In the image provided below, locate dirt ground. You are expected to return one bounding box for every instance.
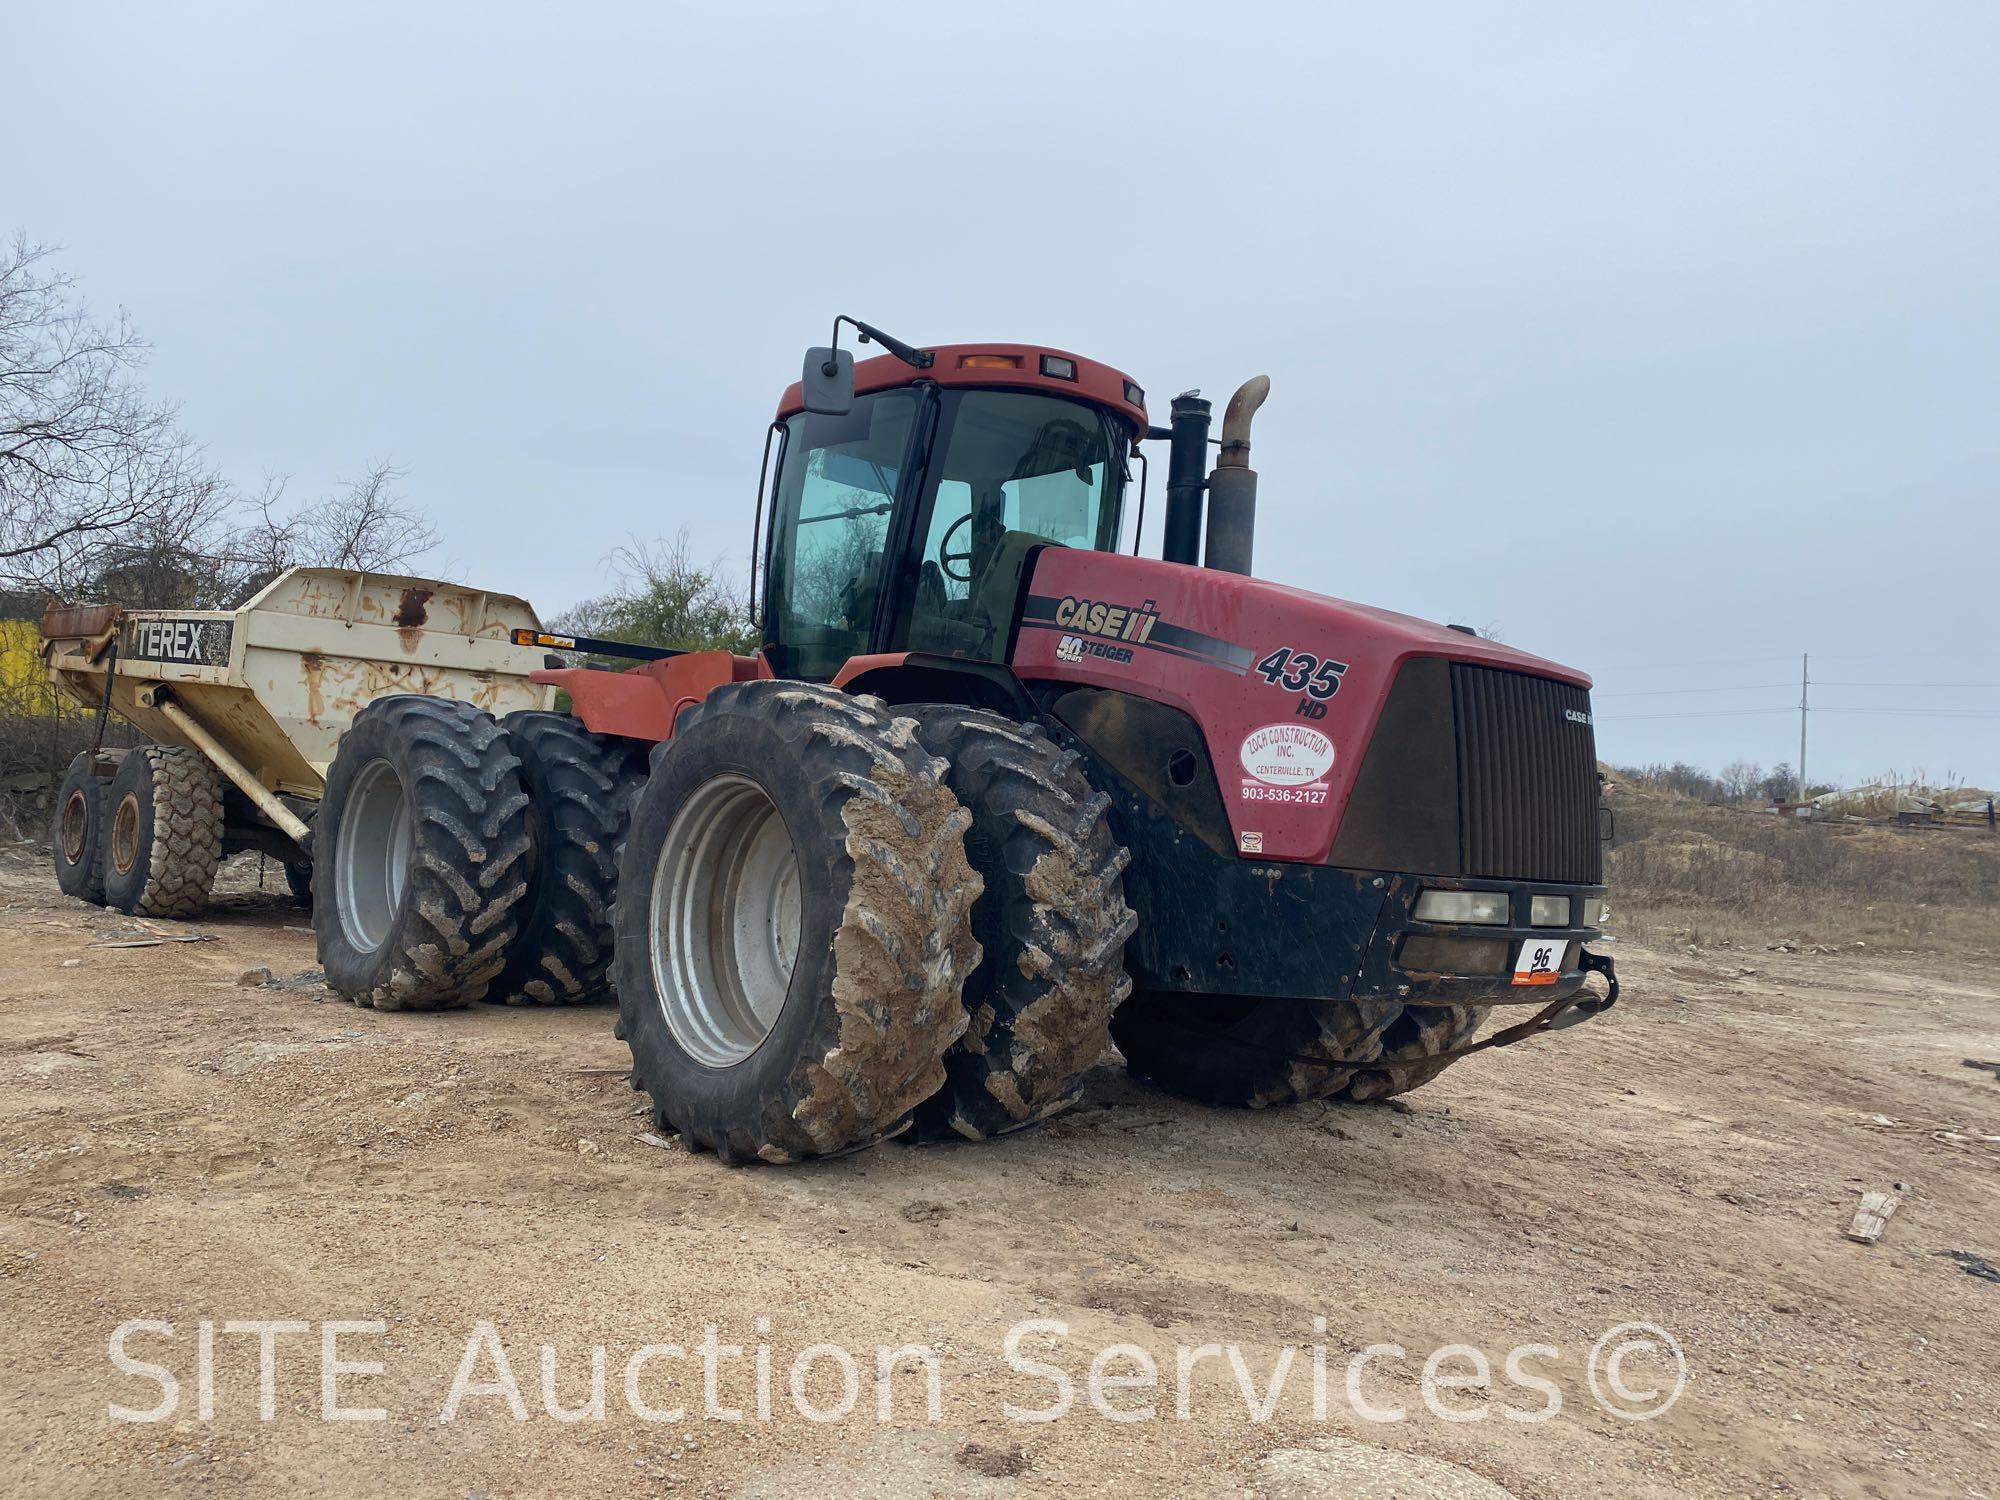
[1,847,1995,1499]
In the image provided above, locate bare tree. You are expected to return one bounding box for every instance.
[1719,760,1764,803]
[1,238,440,609]
[0,235,224,597]
[290,463,439,572]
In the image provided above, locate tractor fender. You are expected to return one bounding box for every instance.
[832,652,1040,721]
[534,650,769,743]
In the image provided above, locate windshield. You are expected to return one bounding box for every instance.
[760,384,1130,676]
[901,389,1127,659]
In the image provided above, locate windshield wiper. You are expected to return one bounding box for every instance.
[798,499,893,526]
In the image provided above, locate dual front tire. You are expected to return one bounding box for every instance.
[613,683,985,1163]
[611,688,1142,1163]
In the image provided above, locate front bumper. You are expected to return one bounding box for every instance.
[1055,710,1610,1008]
[1359,876,1609,1006]
[1119,851,1609,1007]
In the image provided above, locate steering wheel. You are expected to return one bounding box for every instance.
[938,512,976,582]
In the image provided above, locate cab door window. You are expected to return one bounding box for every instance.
[762,391,918,678]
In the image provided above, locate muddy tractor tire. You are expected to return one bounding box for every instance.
[314,695,533,1011]
[52,753,109,905]
[1339,1004,1492,1102]
[1111,992,1395,1108]
[613,682,982,1164]
[907,706,1135,1141]
[489,711,649,1006]
[101,746,224,918]
[1111,992,1493,1107]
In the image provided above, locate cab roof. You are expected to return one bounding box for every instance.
[776,344,1149,441]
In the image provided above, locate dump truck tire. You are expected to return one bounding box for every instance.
[613,682,981,1164]
[1109,992,1402,1108]
[101,746,223,918]
[53,753,108,905]
[1337,1004,1492,1102]
[489,711,648,1006]
[284,859,313,908]
[906,706,1135,1141]
[315,696,532,1011]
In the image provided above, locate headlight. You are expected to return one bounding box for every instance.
[1530,895,1571,927]
[1414,889,1510,925]
[1581,897,1606,928]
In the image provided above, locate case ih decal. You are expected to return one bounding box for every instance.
[1048,594,1160,644]
[120,617,233,667]
[1021,594,1255,675]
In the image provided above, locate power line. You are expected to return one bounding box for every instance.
[1597,682,1793,698]
[1598,708,1795,722]
[1816,706,2000,718]
[1815,680,2000,690]
[1602,704,2000,722]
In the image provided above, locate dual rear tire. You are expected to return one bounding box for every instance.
[486,711,648,1006]
[314,696,534,1010]
[314,701,646,1010]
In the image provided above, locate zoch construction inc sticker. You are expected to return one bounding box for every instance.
[1238,723,1336,787]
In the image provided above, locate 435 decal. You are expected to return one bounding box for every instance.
[1253,646,1348,700]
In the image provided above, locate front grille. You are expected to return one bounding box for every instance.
[1452,664,1601,883]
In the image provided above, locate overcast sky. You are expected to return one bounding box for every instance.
[7,2,1995,788]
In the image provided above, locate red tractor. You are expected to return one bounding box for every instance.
[312,319,1617,1163]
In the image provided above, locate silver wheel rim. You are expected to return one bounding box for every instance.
[335,757,412,953]
[651,774,802,1067]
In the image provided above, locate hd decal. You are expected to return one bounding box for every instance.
[1020,595,1256,675]
[1238,722,1336,805]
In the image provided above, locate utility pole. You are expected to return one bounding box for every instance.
[1797,652,1809,806]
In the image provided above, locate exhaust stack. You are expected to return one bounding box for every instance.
[1203,375,1269,575]
[1160,391,1212,567]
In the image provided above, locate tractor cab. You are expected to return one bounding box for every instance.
[763,337,1149,679]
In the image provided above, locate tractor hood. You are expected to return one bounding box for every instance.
[1011,548,1594,864]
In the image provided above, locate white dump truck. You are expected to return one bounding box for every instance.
[39,566,555,922]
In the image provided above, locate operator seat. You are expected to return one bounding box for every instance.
[969,529,1059,648]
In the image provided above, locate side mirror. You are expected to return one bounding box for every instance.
[801,347,854,415]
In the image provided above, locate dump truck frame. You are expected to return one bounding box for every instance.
[39,567,554,914]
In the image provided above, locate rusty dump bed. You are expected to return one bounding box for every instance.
[39,568,555,798]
